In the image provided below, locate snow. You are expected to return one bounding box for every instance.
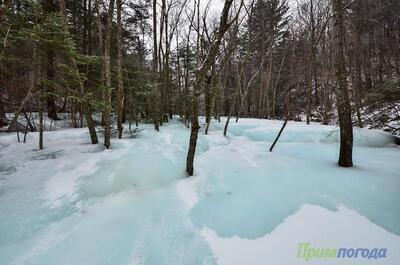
[362,103,400,136]
[201,204,400,265]
[0,118,399,265]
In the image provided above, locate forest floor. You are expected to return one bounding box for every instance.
[0,118,399,265]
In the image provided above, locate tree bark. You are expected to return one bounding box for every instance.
[332,0,353,167]
[310,0,319,106]
[353,13,363,128]
[0,90,7,127]
[186,0,236,176]
[103,0,115,148]
[305,64,312,124]
[116,0,124,139]
[269,119,288,152]
[0,25,7,126]
[39,91,43,150]
[152,0,160,131]
[205,73,212,125]
[95,0,105,127]
[41,0,58,121]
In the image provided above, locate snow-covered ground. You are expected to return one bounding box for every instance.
[0,118,399,265]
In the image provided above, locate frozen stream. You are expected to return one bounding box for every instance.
[0,118,399,265]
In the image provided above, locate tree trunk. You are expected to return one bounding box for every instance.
[264,52,273,118]
[310,0,319,106]
[186,105,200,176]
[152,0,160,131]
[116,0,124,139]
[305,65,312,124]
[86,108,98,142]
[164,6,173,119]
[186,0,235,176]
[258,43,265,118]
[46,49,58,120]
[0,26,7,126]
[205,67,217,135]
[103,0,115,148]
[0,90,7,127]
[353,27,363,128]
[95,0,105,127]
[269,119,288,152]
[39,92,43,150]
[58,0,98,144]
[224,90,238,136]
[332,0,353,167]
[38,47,43,150]
[258,67,264,118]
[224,64,241,136]
[205,74,212,124]
[272,56,285,118]
[41,0,58,121]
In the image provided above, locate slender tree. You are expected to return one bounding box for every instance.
[116,0,124,138]
[186,0,239,176]
[152,0,160,131]
[103,0,115,148]
[332,0,353,167]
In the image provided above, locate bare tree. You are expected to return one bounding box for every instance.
[104,0,115,148]
[332,0,353,167]
[152,0,160,131]
[116,0,124,138]
[186,0,242,176]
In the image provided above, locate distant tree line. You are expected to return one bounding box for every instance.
[0,0,399,171]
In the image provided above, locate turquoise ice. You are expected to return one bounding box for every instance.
[0,118,399,264]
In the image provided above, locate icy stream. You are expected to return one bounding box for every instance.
[0,118,399,265]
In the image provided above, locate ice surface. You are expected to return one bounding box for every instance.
[0,118,399,265]
[189,133,400,239]
[214,118,399,147]
[201,204,400,265]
